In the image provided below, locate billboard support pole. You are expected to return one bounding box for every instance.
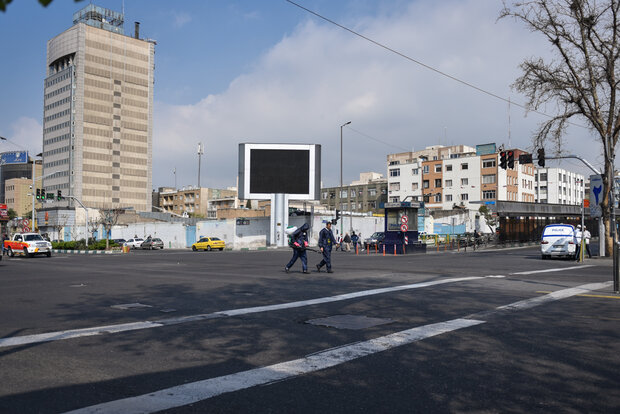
[271,193,289,247]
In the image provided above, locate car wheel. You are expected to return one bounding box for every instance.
[219,248,224,251]
[8,248,14,257]
[192,246,197,251]
[207,246,212,251]
[26,251,33,258]
[47,251,52,257]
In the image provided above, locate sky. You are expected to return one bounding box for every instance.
[0,0,609,192]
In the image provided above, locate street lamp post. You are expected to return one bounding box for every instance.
[339,121,351,237]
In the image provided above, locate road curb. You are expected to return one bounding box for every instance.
[52,249,121,255]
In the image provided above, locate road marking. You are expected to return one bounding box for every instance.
[64,280,610,414]
[63,319,485,414]
[510,265,594,275]
[537,290,620,300]
[495,282,611,311]
[0,276,483,348]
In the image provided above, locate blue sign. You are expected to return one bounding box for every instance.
[484,201,496,205]
[476,143,496,156]
[0,151,29,165]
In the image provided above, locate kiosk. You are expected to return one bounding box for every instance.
[382,201,426,254]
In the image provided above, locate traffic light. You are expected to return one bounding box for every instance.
[41,189,46,200]
[57,190,62,200]
[507,151,515,169]
[499,151,507,170]
[36,189,41,199]
[537,148,545,167]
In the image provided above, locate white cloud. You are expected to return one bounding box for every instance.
[2,117,42,156]
[173,12,191,29]
[153,0,605,190]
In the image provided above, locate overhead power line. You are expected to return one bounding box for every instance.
[285,0,585,128]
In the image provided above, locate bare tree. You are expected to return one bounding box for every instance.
[500,0,620,255]
[99,209,122,250]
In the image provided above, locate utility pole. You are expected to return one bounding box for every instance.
[197,143,204,188]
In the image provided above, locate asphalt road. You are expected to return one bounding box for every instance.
[0,246,618,413]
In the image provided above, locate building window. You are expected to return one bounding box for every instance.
[461,163,468,170]
[482,190,496,199]
[446,194,453,202]
[445,179,453,187]
[389,168,400,177]
[389,196,400,203]
[368,188,377,196]
[412,183,419,190]
[322,192,328,200]
[461,178,468,185]
[482,174,496,184]
[389,161,400,165]
[461,193,469,201]
[389,182,400,191]
[435,178,442,188]
[423,180,429,189]
[445,164,453,172]
[423,165,429,174]
[340,190,348,198]
[435,164,442,173]
[434,194,442,202]
[450,154,459,159]
[482,159,496,168]
[412,168,419,175]
[539,173,547,181]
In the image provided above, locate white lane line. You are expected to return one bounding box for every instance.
[0,276,483,348]
[0,322,163,348]
[63,318,485,414]
[64,279,611,414]
[496,281,612,311]
[510,265,594,275]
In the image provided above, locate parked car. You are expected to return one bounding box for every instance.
[111,238,126,246]
[141,237,164,250]
[124,238,144,249]
[541,224,576,259]
[364,232,385,249]
[192,237,225,251]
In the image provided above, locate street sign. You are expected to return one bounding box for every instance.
[400,223,408,232]
[589,174,603,218]
[400,215,408,224]
[404,235,409,244]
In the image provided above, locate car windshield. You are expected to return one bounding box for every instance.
[211,237,221,241]
[370,232,382,238]
[25,234,44,241]
[153,238,162,242]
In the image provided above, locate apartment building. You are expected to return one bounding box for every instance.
[160,187,237,218]
[43,4,155,211]
[4,178,43,217]
[387,144,536,210]
[535,167,585,205]
[320,172,387,214]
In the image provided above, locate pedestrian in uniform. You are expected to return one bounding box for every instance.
[316,221,336,273]
[285,223,309,273]
[583,226,592,258]
[574,224,583,260]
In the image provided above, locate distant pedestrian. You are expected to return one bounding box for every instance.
[285,223,309,273]
[583,226,592,258]
[343,233,351,251]
[351,232,359,251]
[316,221,336,273]
[574,225,583,260]
[1,233,7,255]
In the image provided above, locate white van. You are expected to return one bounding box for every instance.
[541,224,576,259]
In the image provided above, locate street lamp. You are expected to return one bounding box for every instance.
[339,121,351,237]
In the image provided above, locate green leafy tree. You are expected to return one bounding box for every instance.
[501,0,620,255]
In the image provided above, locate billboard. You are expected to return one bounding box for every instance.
[0,151,29,165]
[238,143,321,200]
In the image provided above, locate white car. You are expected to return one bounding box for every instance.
[541,224,576,259]
[124,238,145,249]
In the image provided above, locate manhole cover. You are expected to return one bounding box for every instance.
[110,303,153,310]
[306,314,393,330]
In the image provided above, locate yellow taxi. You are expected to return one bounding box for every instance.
[192,237,226,251]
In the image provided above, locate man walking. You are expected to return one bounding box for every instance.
[583,226,592,258]
[574,224,583,261]
[316,221,336,273]
[285,223,310,274]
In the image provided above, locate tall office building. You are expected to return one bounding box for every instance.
[43,4,155,211]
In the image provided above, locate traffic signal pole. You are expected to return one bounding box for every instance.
[63,195,89,248]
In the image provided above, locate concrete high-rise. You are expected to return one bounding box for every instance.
[43,4,155,211]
